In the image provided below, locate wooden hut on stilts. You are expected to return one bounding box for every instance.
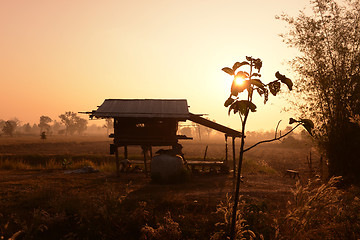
[85,99,241,177]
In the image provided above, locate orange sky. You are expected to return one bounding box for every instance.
[0,0,310,131]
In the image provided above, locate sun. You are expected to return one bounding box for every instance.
[234,76,245,86]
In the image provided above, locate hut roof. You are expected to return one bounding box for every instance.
[90,99,189,119]
[86,98,241,138]
[189,113,241,138]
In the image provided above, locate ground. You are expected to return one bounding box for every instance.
[0,136,314,239]
[0,169,297,210]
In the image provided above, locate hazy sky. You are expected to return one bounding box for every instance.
[1,0,310,131]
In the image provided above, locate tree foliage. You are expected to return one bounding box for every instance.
[279,0,360,182]
[38,116,52,134]
[59,111,88,136]
[103,118,114,136]
[1,120,18,137]
[222,57,293,120]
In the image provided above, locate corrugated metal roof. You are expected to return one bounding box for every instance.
[91,99,189,119]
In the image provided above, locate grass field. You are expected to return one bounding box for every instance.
[0,135,358,239]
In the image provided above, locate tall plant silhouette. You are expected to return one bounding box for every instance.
[222,56,313,240]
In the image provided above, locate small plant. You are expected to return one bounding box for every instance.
[62,158,72,169]
[140,212,182,240]
[211,194,255,240]
[222,56,313,239]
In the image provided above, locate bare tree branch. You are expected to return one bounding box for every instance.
[243,123,302,153]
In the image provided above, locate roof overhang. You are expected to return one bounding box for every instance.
[188,113,241,138]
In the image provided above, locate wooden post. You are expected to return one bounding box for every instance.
[232,137,236,178]
[115,146,120,177]
[202,145,208,172]
[149,146,153,173]
[203,145,208,161]
[124,145,128,159]
[225,135,228,165]
[142,146,148,176]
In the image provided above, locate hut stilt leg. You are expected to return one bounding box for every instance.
[124,145,128,159]
[142,146,148,176]
[225,135,228,165]
[149,146,153,173]
[232,137,236,178]
[115,147,120,177]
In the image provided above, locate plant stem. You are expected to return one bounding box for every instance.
[230,59,254,240]
[229,110,249,240]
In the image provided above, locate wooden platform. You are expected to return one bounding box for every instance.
[186,160,228,173]
[119,159,229,174]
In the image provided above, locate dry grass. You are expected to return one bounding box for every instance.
[1,170,359,239]
[1,136,358,239]
[0,157,116,174]
[276,176,360,239]
[242,158,278,175]
[0,159,32,170]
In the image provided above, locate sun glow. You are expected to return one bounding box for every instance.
[234,76,245,86]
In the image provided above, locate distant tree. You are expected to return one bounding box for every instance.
[31,123,40,134]
[103,118,114,136]
[76,118,88,135]
[195,117,214,139]
[193,123,201,140]
[59,111,88,135]
[279,0,360,183]
[178,122,195,137]
[2,120,18,137]
[22,123,32,134]
[281,134,297,145]
[38,115,52,134]
[0,120,5,135]
[281,126,295,141]
[179,126,193,137]
[203,118,214,139]
[51,120,62,135]
[58,129,66,135]
[300,129,313,143]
